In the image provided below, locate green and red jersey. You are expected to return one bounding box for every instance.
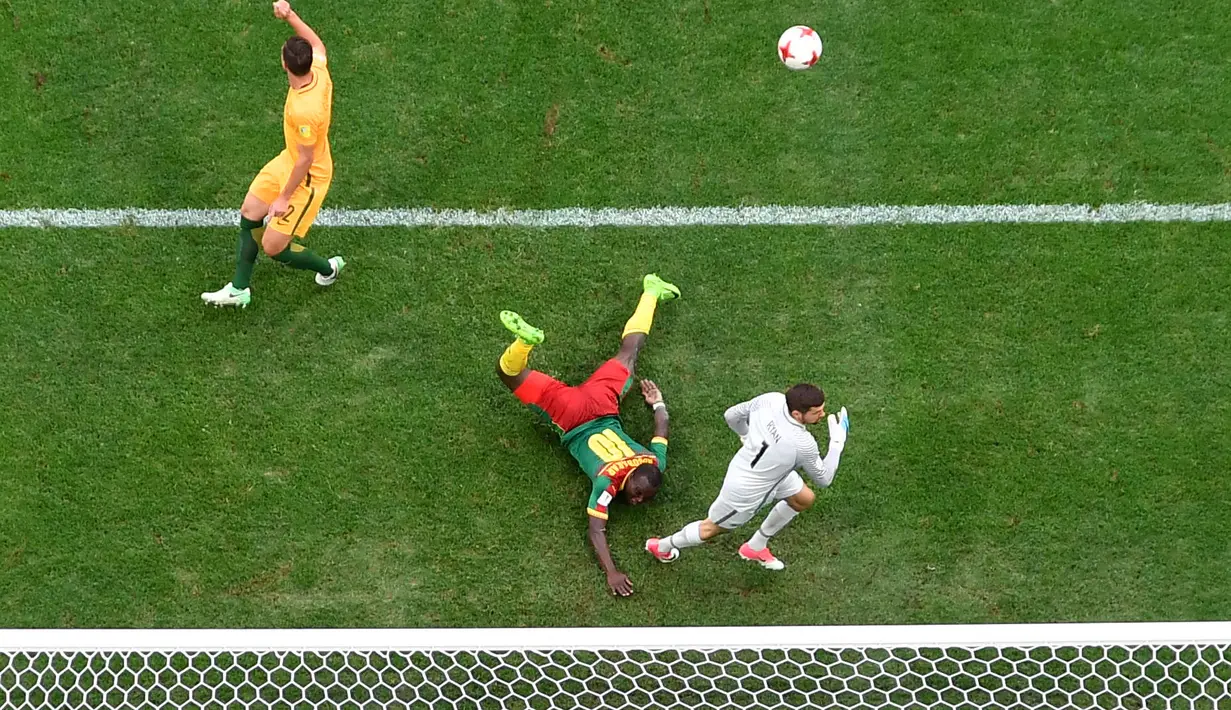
[559,415,668,520]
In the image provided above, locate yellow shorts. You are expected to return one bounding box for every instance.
[248,152,331,238]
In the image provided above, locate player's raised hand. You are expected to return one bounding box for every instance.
[827,406,849,446]
[272,1,292,20]
[607,571,634,597]
[640,380,663,406]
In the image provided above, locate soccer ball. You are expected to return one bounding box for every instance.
[778,25,823,71]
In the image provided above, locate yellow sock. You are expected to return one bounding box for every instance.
[622,291,659,338]
[500,338,535,376]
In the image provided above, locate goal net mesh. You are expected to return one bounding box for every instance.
[2,628,1229,709]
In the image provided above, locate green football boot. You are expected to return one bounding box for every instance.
[642,274,681,302]
[500,310,545,345]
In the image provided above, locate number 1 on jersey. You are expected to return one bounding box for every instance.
[750,441,770,467]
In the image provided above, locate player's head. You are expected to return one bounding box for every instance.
[282,36,313,77]
[624,463,662,505]
[786,383,826,425]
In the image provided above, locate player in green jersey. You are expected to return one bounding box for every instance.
[496,274,680,596]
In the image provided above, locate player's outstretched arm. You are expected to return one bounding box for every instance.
[799,443,835,488]
[799,407,850,488]
[273,1,326,57]
[588,517,633,596]
[640,380,669,440]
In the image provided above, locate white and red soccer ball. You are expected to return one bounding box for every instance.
[778,25,823,71]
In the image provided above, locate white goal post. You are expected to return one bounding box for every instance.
[2,622,1229,709]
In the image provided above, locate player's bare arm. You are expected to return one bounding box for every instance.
[274,1,326,57]
[269,143,315,219]
[641,380,669,439]
[578,382,666,598]
[588,516,634,597]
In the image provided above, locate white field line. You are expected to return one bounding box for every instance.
[1,203,1231,229]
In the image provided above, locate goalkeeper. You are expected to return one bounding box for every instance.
[496,274,680,597]
[646,385,849,571]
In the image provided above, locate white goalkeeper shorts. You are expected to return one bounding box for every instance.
[707,470,805,530]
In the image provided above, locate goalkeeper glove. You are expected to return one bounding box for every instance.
[827,406,849,447]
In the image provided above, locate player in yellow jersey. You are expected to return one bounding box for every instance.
[202,1,344,308]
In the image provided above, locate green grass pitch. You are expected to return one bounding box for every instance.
[2,0,1231,628]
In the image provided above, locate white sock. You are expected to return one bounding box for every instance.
[746,501,799,552]
[658,521,704,553]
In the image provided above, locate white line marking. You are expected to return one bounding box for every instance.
[2,203,1230,229]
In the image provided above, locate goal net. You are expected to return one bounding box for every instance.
[2,623,1229,709]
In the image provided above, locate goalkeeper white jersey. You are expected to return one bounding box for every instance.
[722,392,834,490]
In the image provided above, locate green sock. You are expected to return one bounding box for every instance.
[272,242,333,276]
[232,217,263,290]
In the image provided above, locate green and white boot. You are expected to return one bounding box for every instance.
[315,256,347,286]
[201,282,252,308]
